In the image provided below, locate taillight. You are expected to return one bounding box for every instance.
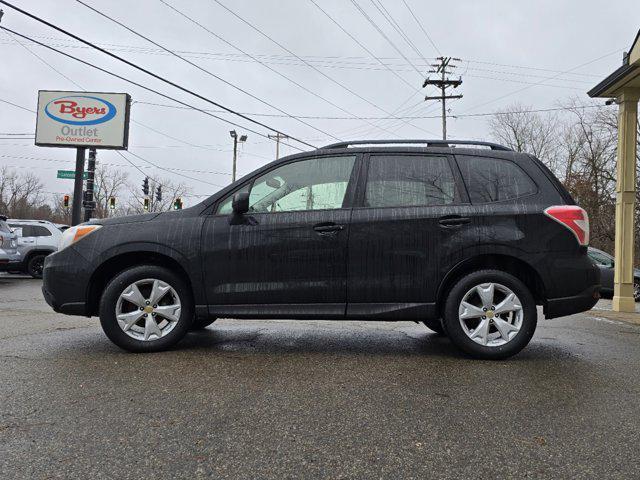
[544,205,589,246]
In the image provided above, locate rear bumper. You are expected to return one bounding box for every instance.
[544,284,600,319]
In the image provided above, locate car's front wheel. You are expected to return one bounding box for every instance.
[443,270,537,360]
[634,280,640,302]
[99,265,194,352]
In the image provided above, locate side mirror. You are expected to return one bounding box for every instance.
[232,191,250,214]
[12,227,23,237]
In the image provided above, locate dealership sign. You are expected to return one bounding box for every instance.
[35,91,131,149]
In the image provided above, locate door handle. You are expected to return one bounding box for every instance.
[438,216,471,228]
[313,223,344,234]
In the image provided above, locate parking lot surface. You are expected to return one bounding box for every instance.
[1,274,639,479]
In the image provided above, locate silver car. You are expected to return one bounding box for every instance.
[7,220,62,278]
[0,215,20,273]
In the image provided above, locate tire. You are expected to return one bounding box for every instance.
[634,280,640,302]
[443,269,537,360]
[421,318,446,335]
[190,318,216,330]
[27,254,46,279]
[99,265,194,352]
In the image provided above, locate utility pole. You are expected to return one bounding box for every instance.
[83,148,97,222]
[229,130,247,182]
[71,147,86,226]
[268,133,289,159]
[423,57,463,140]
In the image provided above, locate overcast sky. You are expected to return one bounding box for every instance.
[0,0,638,204]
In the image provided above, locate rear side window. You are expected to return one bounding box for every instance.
[457,156,537,203]
[365,155,457,208]
[32,226,52,237]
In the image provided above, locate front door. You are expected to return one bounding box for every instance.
[203,154,358,318]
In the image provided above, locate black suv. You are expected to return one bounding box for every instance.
[42,140,600,359]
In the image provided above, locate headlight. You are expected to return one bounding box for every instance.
[58,225,102,251]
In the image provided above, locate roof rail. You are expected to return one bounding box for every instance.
[320,139,513,151]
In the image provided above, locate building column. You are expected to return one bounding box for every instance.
[612,89,640,312]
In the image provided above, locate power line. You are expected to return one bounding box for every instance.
[0,25,307,153]
[308,0,417,93]
[0,1,315,150]
[0,97,35,113]
[159,0,389,141]
[400,0,440,56]
[0,33,609,80]
[120,150,226,188]
[1,36,608,84]
[459,48,623,114]
[210,0,438,138]
[2,25,279,163]
[368,0,428,64]
[349,0,422,76]
[74,0,340,143]
[2,28,84,89]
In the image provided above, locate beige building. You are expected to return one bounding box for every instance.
[588,29,640,312]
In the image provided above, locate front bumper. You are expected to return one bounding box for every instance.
[544,284,601,319]
[42,247,91,316]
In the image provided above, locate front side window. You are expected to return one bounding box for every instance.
[458,155,537,203]
[217,155,356,214]
[364,154,457,208]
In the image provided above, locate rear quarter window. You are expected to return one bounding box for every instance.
[456,155,537,203]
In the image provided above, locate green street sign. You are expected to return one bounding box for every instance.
[57,170,88,180]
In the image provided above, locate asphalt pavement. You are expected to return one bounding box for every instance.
[1,273,639,479]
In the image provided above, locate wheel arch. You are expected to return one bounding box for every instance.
[436,254,546,314]
[24,248,56,262]
[86,251,194,317]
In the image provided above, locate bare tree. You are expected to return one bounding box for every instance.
[488,103,560,173]
[0,167,47,219]
[93,165,129,218]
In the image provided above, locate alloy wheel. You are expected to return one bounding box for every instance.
[115,278,182,341]
[458,282,523,347]
[634,282,640,302]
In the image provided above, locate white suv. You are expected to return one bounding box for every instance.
[7,220,62,278]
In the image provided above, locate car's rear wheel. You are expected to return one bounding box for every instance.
[99,265,194,352]
[27,254,46,279]
[443,270,537,360]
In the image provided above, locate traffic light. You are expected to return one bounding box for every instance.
[63,194,70,208]
[109,196,116,209]
[156,185,162,202]
[173,198,183,210]
[143,198,150,211]
[142,177,149,196]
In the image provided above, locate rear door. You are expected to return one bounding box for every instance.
[346,152,477,317]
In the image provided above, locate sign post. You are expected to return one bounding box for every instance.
[35,90,131,225]
[71,148,86,226]
[83,148,97,222]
